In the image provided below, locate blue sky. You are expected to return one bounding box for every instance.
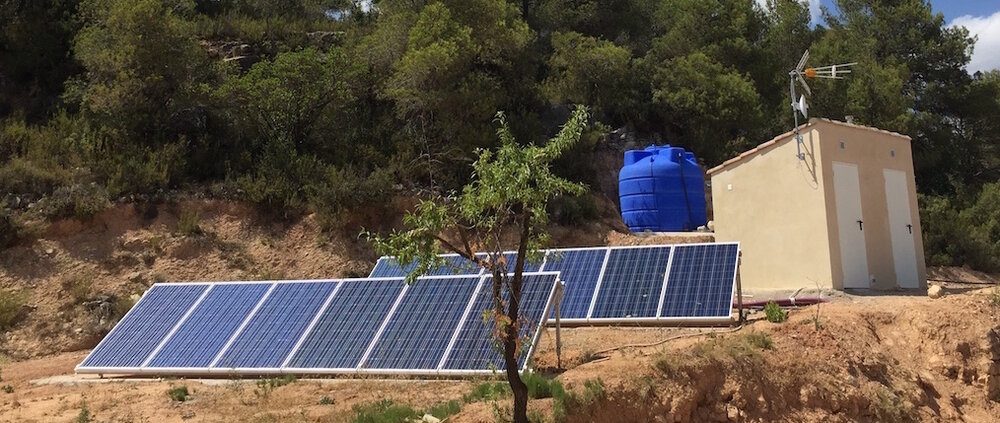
[818,0,1000,73]
[759,1,1000,73]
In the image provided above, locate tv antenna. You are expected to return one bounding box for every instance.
[789,50,856,159]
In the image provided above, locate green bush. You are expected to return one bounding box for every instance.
[0,210,22,249]
[319,395,334,405]
[33,184,109,220]
[2,384,12,394]
[0,157,70,196]
[239,140,322,217]
[549,194,599,226]
[64,276,94,304]
[764,301,787,323]
[350,399,418,423]
[309,165,394,230]
[76,403,91,423]
[920,188,1000,272]
[744,332,773,350]
[0,290,28,330]
[167,385,190,402]
[523,372,566,400]
[103,142,187,196]
[464,381,510,402]
[426,400,461,419]
[177,209,203,236]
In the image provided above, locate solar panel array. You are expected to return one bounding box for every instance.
[370,242,740,324]
[76,273,560,376]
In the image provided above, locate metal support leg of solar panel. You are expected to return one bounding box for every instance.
[77,272,561,378]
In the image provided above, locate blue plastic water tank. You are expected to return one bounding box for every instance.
[618,145,708,232]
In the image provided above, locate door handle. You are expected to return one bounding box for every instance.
[906,224,912,234]
[857,220,863,231]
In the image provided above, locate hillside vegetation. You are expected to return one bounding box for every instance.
[2,0,1000,270]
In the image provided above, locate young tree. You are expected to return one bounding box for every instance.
[367,106,589,423]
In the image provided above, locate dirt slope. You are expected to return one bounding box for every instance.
[1,201,999,422]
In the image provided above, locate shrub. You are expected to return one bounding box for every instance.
[254,374,296,399]
[426,400,461,419]
[167,385,190,402]
[33,183,109,220]
[0,157,70,196]
[0,210,22,249]
[64,276,94,304]
[319,395,334,405]
[1,384,12,394]
[111,295,135,322]
[920,190,1000,272]
[464,381,510,403]
[549,194,599,226]
[177,209,203,236]
[103,142,187,196]
[764,301,787,323]
[990,286,1000,307]
[239,140,322,217]
[76,403,91,423]
[523,372,565,400]
[350,399,418,423]
[744,332,773,350]
[555,378,605,420]
[309,165,394,231]
[0,290,28,330]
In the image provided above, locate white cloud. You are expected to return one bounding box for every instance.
[950,11,1000,73]
[755,0,822,26]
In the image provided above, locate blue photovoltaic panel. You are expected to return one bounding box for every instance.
[80,284,206,369]
[363,276,479,370]
[214,282,337,369]
[590,246,672,319]
[146,283,270,368]
[496,251,544,274]
[442,273,557,370]
[425,255,482,276]
[288,280,405,369]
[371,255,482,278]
[660,244,739,318]
[541,249,607,319]
[369,257,417,278]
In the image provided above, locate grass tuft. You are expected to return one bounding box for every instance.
[350,399,418,423]
[167,385,190,402]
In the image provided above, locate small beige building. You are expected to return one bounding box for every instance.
[708,118,926,291]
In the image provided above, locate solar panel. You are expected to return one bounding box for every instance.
[361,276,480,370]
[539,248,608,319]
[213,281,337,370]
[370,242,741,325]
[369,254,483,278]
[79,284,207,369]
[286,280,404,370]
[660,244,739,318]
[590,246,672,320]
[77,272,560,377]
[145,283,270,368]
[440,273,557,371]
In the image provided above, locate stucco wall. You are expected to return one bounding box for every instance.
[815,120,927,289]
[710,128,835,290]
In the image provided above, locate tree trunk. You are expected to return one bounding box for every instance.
[505,207,533,423]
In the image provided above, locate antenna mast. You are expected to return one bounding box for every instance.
[789,50,856,160]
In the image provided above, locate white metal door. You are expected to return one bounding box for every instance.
[833,162,870,289]
[884,169,919,288]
